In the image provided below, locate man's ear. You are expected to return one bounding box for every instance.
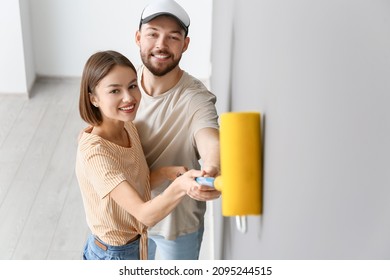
[182,36,190,53]
[135,30,141,47]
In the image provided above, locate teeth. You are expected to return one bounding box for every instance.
[119,105,134,110]
[154,54,169,59]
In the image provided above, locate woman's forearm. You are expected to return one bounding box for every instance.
[111,169,203,227]
[149,166,188,189]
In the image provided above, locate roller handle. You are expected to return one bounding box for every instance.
[195,177,215,187]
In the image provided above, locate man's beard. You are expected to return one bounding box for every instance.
[140,51,181,77]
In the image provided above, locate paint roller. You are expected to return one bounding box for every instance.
[196,112,262,233]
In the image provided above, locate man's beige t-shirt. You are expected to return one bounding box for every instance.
[135,66,219,240]
[75,122,150,259]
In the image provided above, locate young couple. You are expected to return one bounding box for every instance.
[76,0,220,260]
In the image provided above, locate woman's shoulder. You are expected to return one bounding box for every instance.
[78,130,109,156]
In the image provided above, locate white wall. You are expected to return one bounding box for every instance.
[0,0,212,95]
[211,0,390,259]
[20,0,36,93]
[28,0,212,80]
[0,0,31,95]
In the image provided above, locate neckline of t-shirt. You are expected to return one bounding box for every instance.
[140,68,187,99]
[83,125,133,150]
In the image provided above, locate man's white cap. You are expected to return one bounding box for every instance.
[140,0,190,36]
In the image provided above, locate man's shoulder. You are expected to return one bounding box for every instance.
[180,72,215,97]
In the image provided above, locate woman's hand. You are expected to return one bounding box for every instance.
[187,184,221,201]
[186,166,222,201]
[174,169,205,193]
[173,169,220,201]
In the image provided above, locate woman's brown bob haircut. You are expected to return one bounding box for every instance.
[79,50,137,126]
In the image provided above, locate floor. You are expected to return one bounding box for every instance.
[0,77,213,260]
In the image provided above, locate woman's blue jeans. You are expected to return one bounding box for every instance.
[83,234,140,260]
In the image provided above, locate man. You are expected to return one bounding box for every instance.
[134,0,221,260]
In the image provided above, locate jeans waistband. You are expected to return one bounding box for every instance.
[94,235,140,251]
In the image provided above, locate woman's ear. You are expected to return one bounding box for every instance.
[89,94,98,107]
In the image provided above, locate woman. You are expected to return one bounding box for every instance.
[76,50,203,260]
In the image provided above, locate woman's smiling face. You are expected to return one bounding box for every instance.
[90,65,141,124]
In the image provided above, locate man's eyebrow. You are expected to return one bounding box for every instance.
[145,26,182,34]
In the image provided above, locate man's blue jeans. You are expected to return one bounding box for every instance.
[148,227,204,260]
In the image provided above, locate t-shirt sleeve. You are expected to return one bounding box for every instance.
[188,91,219,145]
[83,145,126,199]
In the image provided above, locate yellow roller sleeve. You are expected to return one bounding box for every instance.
[216,112,262,216]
